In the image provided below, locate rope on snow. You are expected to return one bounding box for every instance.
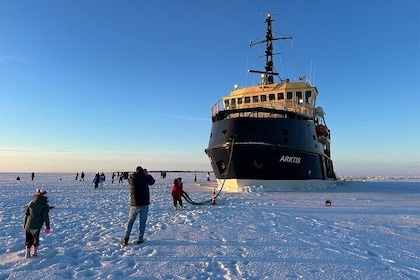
[184,136,235,206]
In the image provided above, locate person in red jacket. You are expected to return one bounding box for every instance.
[171,178,185,210]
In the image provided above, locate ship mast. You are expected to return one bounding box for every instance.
[249,13,292,84]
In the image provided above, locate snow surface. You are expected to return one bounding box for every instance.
[0,172,419,280]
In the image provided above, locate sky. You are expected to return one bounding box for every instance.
[0,174,419,279]
[0,0,419,176]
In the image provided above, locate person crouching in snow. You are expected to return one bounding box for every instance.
[23,188,51,258]
[172,178,186,210]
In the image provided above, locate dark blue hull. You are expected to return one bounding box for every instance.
[205,117,335,189]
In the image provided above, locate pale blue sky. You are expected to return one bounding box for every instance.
[1,0,419,175]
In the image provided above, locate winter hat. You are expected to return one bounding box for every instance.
[35,188,47,195]
[136,166,143,173]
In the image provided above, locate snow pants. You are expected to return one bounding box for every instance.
[25,229,41,248]
[173,196,183,208]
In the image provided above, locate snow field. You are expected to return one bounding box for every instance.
[0,173,419,279]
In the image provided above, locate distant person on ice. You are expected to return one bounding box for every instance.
[121,166,155,246]
[31,172,35,181]
[207,172,211,181]
[23,188,51,258]
[80,172,85,181]
[93,173,100,189]
[99,172,106,187]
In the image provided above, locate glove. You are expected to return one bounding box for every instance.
[45,228,51,234]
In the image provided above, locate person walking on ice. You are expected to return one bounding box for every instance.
[121,166,155,246]
[93,173,100,189]
[23,188,51,258]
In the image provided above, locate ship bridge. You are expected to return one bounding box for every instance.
[211,80,318,120]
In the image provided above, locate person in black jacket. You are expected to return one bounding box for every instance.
[93,173,100,189]
[121,166,155,246]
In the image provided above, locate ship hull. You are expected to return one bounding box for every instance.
[205,117,336,191]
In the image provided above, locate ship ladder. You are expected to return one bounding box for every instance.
[183,136,235,206]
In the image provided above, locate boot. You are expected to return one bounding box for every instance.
[33,245,38,257]
[136,235,144,244]
[120,237,129,246]
[24,247,31,258]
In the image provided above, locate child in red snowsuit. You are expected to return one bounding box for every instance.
[171,178,185,210]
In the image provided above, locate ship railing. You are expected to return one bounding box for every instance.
[210,100,224,117]
[210,99,313,118]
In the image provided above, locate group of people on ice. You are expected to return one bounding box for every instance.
[22,168,210,253]
[93,172,106,189]
[121,168,192,246]
[74,172,85,181]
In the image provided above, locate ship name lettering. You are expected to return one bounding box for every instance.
[279,155,301,164]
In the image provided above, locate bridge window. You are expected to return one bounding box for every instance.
[245,97,251,103]
[269,94,275,101]
[287,92,293,99]
[252,96,259,102]
[224,100,229,108]
[296,91,303,104]
[260,95,267,102]
[237,97,243,104]
[305,91,312,104]
[278,92,284,100]
[230,99,236,109]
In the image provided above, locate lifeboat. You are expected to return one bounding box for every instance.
[316,125,329,136]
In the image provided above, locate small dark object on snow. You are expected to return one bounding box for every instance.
[324,200,332,206]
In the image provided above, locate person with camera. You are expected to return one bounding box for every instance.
[121,166,155,246]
